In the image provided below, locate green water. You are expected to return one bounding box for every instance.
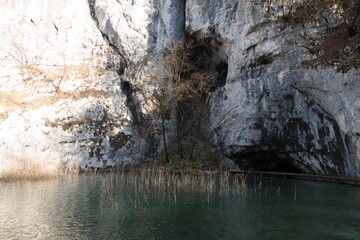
[0,173,360,240]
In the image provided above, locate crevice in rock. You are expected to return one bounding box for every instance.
[87,0,148,125]
[250,52,284,67]
[120,80,142,126]
[87,0,128,70]
[214,61,228,89]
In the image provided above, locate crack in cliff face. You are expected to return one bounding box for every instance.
[120,80,142,126]
[87,0,128,71]
[86,0,173,159]
[87,1,141,125]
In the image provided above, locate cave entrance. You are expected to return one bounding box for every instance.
[234,152,303,174]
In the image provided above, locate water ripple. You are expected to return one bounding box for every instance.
[0,174,360,239]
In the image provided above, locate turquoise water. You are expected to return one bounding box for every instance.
[0,173,360,240]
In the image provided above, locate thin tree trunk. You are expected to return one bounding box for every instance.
[175,102,183,158]
[189,105,201,161]
[161,114,170,163]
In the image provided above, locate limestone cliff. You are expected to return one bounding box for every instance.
[0,0,154,170]
[186,1,360,176]
[0,0,359,177]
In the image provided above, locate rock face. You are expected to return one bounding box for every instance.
[0,0,359,176]
[0,0,156,170]
[186,0,360,176]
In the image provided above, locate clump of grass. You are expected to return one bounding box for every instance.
[143,154,204,172]
[142,141,228,172]
[109,168,248,206]
[0,166,79,182]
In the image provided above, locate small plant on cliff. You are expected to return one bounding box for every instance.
[249,0,360,72]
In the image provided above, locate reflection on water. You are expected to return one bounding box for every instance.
[0,172,360,240]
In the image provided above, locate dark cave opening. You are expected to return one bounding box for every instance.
[189,33,228,92]
[234,152,303,174]
[214,61,228,89]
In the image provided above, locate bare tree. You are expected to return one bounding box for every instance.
[164,42,212,157]
[144,41,215,162]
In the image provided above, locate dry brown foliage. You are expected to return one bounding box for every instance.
[139,41,215,162]
[250,0,360,72]
[159,41,215,160]
[0,165,78,182]
[161,42,215,102]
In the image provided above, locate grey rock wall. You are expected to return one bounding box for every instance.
[186,0,360,176]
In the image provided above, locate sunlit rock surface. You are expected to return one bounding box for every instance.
[0,0,154,170]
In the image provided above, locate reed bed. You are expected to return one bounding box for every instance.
[90,168,249,206]
[0,166,79,182]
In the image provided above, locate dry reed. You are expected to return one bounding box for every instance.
[105,168,249,206]
[0,166,79,182]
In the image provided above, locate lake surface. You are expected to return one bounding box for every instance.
[1,172,360,240]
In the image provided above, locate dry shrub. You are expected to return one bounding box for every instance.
[250,0,360,72]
